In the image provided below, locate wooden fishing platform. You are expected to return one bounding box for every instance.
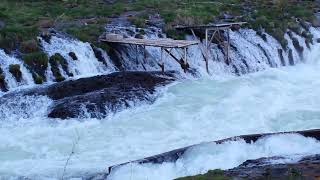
[101,22,246,73]
[101,37,198,48]
[176,22,247,73]
[101,34,198,72]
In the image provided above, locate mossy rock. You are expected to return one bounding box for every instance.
[292,37,304,53]
[22,51,48,79]
[0,74,7,92]
[9,64,22,82]
[49,54,67,82]
[20,39,39,53]
[32,73,44,84]
[55,75,66,82]
[269,28,288,49]
[49,53,72,78]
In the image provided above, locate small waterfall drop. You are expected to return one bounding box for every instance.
[40,35,115,78]
[0,50,34,90]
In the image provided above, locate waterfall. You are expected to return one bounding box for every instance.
[0,50,34,90]
[0,27,319,93]
[40,35,115,78]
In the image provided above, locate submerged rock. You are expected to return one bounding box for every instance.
[23,71,175,119]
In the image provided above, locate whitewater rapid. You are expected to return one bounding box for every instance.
[2,55,320,179]
[0,27,320,179]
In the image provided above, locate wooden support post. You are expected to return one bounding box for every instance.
[143,45,146,62]
[226,29,230,65]
[183,47,188,73]
[135,45,138,64]
[142,45,147,71]
[159,47,164,73]
[191,29,207,62]
[205,29,209,73]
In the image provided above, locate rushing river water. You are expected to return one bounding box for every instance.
[1,30,320,179]
[2,58,320,179]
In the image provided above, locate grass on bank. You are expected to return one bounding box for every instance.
[0,0,319,52]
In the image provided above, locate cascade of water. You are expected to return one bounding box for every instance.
[0,27,319,93]
[40,36,115,78]
[0,50,34,90]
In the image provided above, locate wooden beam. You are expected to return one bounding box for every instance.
[159,47,165,73]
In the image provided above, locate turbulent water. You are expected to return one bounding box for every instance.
[1,48,320,179]
[1,27,320,179]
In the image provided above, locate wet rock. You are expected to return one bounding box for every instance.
[23,71,175,119]
[134,33,144,39]
[68,52,78,60]
[288,49,295,66]
[223,154,320,179]
[90,44,108,66]
[0,68,7,92]
[292,37,304,54]
[40,31,52,43]
[9,64,22,82]
[278,49,286,66]
[49,53,73,81]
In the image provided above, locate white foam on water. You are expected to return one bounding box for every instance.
[2,57,320,179]
[0,28,320,179]
[108,134,320,180]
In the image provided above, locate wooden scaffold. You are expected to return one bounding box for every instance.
[176,22,247,73]
[101,34,198,73]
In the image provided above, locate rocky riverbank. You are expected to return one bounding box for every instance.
[177,154,320,180]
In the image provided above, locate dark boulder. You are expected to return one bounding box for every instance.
[288,49,295,66]
[90,44,108,66]
[25,71,175,119]
[176,154,320,180]
[9,64,22,82]
[68,52,78,60]
[223,154,320,179]
[0,72,7,92]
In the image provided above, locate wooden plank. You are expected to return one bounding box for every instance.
[101,38,198,48]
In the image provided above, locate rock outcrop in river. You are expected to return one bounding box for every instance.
[0,71,175,119]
